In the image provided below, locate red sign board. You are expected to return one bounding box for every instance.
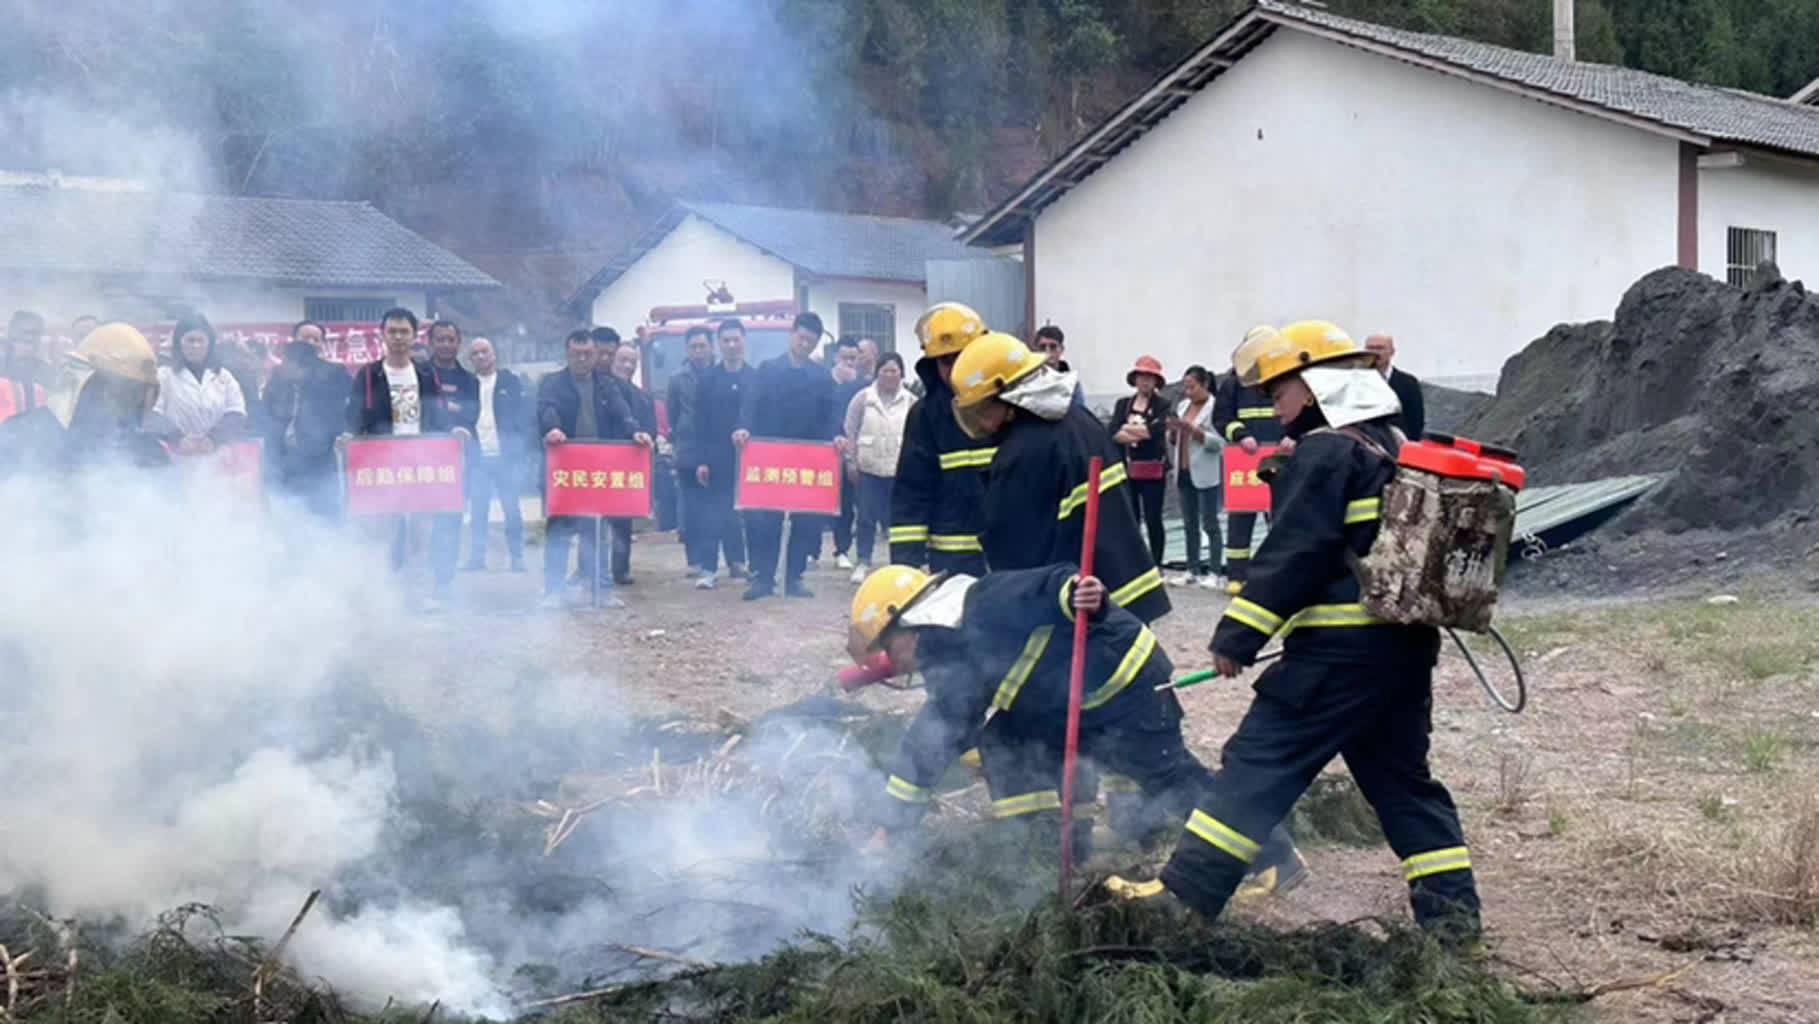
[545,442,653,517]
[176,440,264,500]
[343,436,465,514]
[735,439,842,514]
[1222,445,1279,513]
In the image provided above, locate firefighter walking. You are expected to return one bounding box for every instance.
[1157,321,1482,944]
[849,563,1299,885]
[889,302,995,576]
[1212,326,1289,594]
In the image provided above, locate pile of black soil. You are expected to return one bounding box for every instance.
[1464,264,1819,532]
[1421,383,1490,437]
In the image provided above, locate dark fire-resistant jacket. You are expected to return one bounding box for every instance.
[1213,374,1285,447]
[983,403,1169,624]
[878,564,1172,828]
[1211,417,1441,671]
[889,356,994,567]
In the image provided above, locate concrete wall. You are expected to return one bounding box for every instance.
[588,215,796,333]
[803,277,929,354]
[1030,29,1683,393]
[1698,154,1819,286]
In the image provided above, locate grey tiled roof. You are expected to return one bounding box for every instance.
[678,201,977,282]
[0,187,498,288]
[1262,0,1819,156]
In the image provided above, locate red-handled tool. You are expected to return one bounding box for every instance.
[837,653,897,692]
[1059,456,1103,900]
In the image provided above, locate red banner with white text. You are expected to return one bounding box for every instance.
[1221,444,1278,513]
[545,442,653,517]
[343,436,465,515]
[735,439,843,514]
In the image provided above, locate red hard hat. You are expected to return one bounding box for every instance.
[1126,355,1165,386]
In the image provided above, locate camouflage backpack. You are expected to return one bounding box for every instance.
[1331,428,1522,632]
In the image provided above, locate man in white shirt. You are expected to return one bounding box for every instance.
[462,337,528,572]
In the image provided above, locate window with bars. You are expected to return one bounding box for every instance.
[838,303,896,351]
[304,297,396,323]
[1726,228,1777,288]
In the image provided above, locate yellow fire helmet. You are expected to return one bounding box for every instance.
[914,302,987,357]
[75,322,160,385]
[949,331,1046,409]
[1242,319,1370,388]
[1231,324,1278,387]
[848,565,938,662]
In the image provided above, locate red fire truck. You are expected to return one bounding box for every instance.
[637,287,797,414]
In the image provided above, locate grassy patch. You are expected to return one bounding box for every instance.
[1742,730,1789,773]
[1500,599,1819,685]
[1288,775,1386,847]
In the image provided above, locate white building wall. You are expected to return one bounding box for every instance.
[1032,30,1682,394]
[1698,155,1819,285]
[0,278,427,334]
[803,277,929,354]
[588,215,797,333]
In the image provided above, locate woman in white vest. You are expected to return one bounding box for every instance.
[1168,364,1225,588]
[841,351,914,582]
[153,313,248,455]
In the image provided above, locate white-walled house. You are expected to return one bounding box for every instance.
[963,0,1819,394]
[0,174,497,353]
[570,201,980,354]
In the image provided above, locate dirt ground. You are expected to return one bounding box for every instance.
[413,526,1819,1022]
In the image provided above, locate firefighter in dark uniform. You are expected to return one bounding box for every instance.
[1158,321,1481,944]
[849,563,1300,887]
[889,303,994,576]
[0,322,171,476]
[1212,325,1290,595]
[949,332,1169,624]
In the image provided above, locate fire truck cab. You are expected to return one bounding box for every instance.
[637,290,797,411]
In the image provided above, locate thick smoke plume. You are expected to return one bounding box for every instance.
[0,466,891,1016]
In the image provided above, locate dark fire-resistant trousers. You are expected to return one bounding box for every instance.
[1159,657,1480,937]
[1224,511,1266,583]
[976,691,1296,870]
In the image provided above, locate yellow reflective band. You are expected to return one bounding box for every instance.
[1101,775,1142,793]
[1344,497,1382,525]
[1057,462,1129,519]
[938,447,997,470]
[1221,599,1280,637]
[1083,626,1156,710]
[1238,407,1275,419]
[1110,567,1162,608]
[1185,810,1260,864]
[1403,846,1473,881]
[1223,421,1246,441]
[889,525,930,542]
[992,625,1054,710]
[1059,577,1075,623]
[928,534,983,553]
[1282,602,1381,632]
[1224,548,1251,560]
[991,790,1062,818]
[885,774,932,804]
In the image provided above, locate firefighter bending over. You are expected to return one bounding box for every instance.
[1161,321,1481,944]
[850,564,1302,888]
[889,302,995,575]
[1212,326,1290,594]
[0,322,170,475]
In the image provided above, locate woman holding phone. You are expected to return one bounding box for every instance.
[1169,365,1224,588]
[1110,355,1170,566]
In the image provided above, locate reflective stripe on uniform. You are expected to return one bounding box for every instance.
[991,790,1061,818]
[1185,810,1261,863]
[889,525,930,543]
[1343,497,1381,525]
[1101,774,1141,793]
[992,625,1054,710]
[1223,421,1246,441]
[1282,602,1381,632]
[1110,567,1162,608]
[1224,547,1251,561]
[1057,462,1129,519]
[1222,597,1284,636]
[938,447,997,470]
[885,774,932,804]
[928,533,983,553]
[1403,846,1472,881]
[1238,407,1275,419]
[1082,626,1155,710]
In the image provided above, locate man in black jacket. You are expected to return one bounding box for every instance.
[668,325,716,573]
[680,319,754,589]
[607,342,659,584]
[462,337,530,572]
[341,307,468,609]
[1364,333,1426,441]
[735,312,838,601]
[264,320,349,518]
[538,328,644,609]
